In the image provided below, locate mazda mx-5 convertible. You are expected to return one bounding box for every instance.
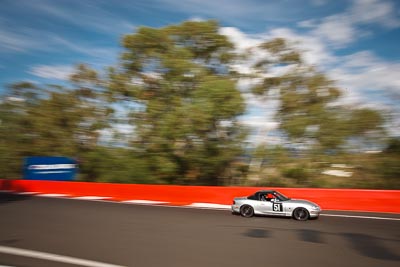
[231,190,321,221]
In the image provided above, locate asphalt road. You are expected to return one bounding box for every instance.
[0,193,399,267]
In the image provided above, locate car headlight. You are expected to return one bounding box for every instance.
[311,205,320,210]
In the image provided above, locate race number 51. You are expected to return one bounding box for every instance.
[273,203,283,212]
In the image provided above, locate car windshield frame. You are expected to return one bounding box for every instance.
[273,191,291,201]
[247,191,291,201]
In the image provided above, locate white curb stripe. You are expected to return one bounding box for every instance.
[73,196,111,200]
[186,203,231,210]
[320,214,400,221]
[122,200,168,204]
[0,245,125,267]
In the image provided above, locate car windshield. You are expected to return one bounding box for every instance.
[273,191,290,201]
[247,193,258,200]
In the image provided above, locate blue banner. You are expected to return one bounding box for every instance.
[24,156,78,181]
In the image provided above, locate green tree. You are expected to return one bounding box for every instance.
[0,65,111,179]
[251,38,384,151]
[378,138,400,188]
[0,82,38,177]
[108,20,246,185]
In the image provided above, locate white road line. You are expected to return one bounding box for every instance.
[320,214,400,221]
[0,246,126,267]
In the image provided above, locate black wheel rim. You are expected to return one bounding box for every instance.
[295,208,307,220]
[242,206,252,217]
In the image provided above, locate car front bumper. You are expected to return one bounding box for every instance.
[309,209,321,218]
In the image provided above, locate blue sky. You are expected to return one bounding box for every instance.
[1,0,400,140]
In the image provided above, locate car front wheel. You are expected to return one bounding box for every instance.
[293,207,309,221]
[240,205,254,218]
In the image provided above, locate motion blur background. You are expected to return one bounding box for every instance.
[1,0,399,189]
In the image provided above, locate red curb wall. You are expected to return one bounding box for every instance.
[1,179,399,213]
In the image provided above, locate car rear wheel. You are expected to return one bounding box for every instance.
[293,207,309,221]
[240,205,254,218]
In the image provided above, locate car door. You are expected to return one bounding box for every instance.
[260,194,285,215]
[256,200,271,214]
[256,193,273,214]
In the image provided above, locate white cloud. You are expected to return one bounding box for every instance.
[239,90,281,144]
[350,0,400,27]
[219,27,261,50]
[0,24,118,63]
[50,36,119,63]
[241,118,279,130]
[0,26,49,52]
[188,16,207,22]
[266,28,337,67]
[312,15,360,47]
[0,29,28,52]
[302,0,400,47]
[240,114,281,145]
[6,97,25,102]
[29,65,74,80]
[114,123,135,134]
[297,19,317,28]
[330,51,400,106]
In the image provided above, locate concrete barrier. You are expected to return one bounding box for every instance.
[1,179,399,213]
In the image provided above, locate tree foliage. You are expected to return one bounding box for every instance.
[0,63,113,176]
[377,138,400,188]
[251,38,384,151]
[108,20,246,185]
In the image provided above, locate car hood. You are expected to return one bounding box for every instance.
[287,199,319,207]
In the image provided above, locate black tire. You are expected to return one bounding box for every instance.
[292,207,309,221]
[240,205,254,218]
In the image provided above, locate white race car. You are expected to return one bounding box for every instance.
[231,190,321,221]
